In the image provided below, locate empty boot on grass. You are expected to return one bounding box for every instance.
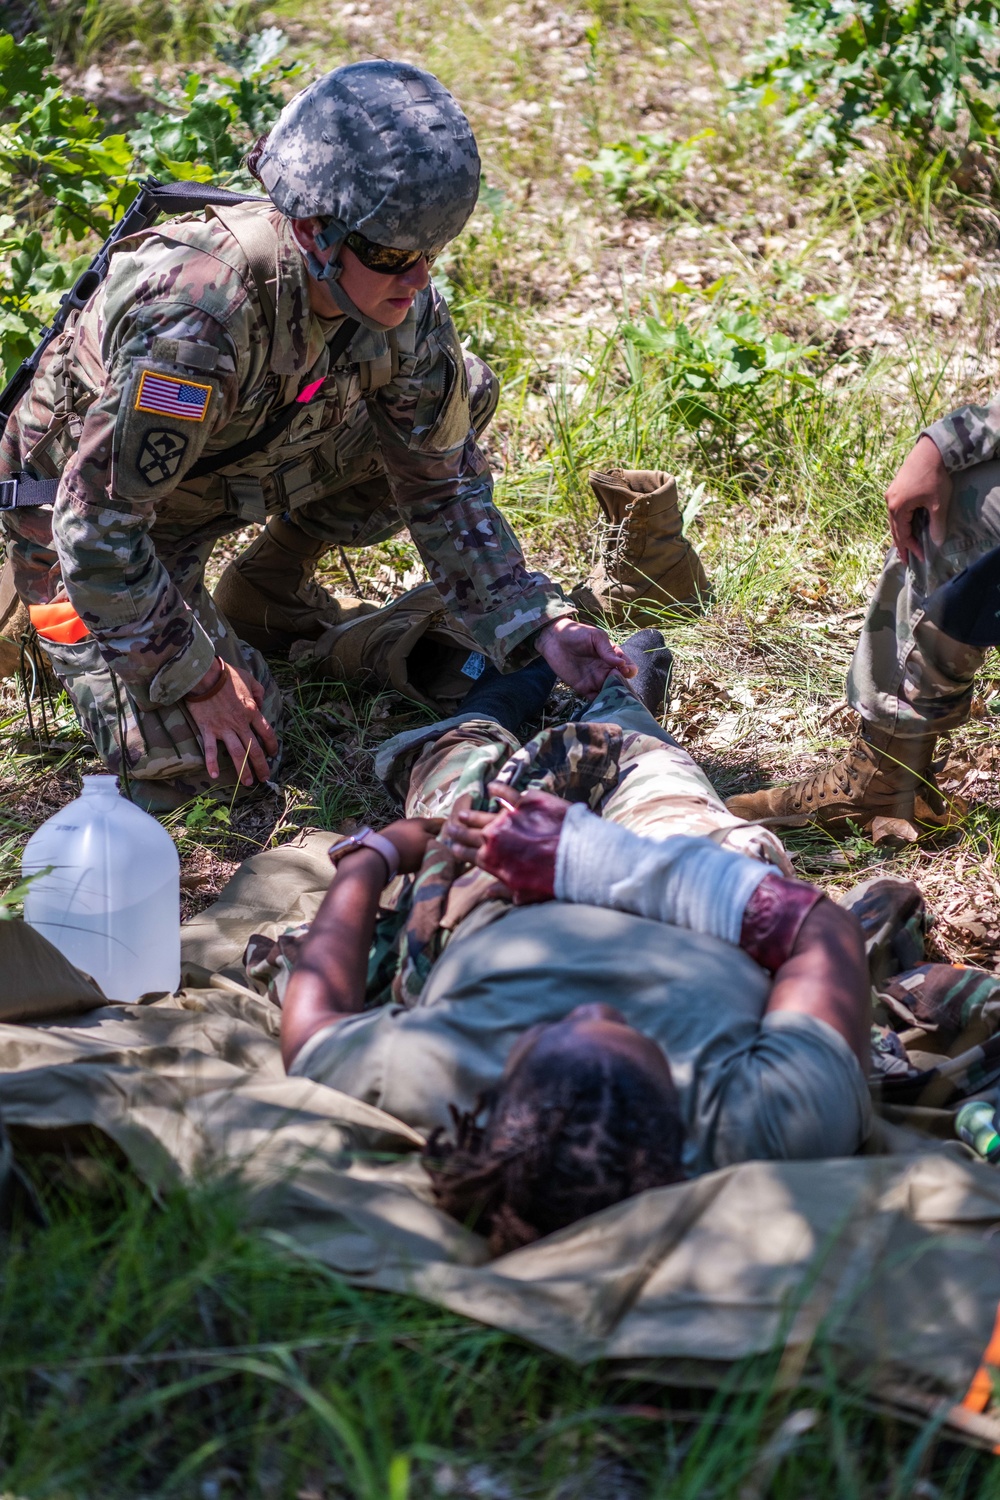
[725,719,964,832]
[213,515,377,652]
[571,469,710,626]
[290,581,488,714]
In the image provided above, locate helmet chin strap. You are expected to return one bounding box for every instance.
[305,228,397,334]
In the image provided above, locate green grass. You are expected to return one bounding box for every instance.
[0,1159,995,1499]
[2,0,1000,1487]
[5,0,266,64]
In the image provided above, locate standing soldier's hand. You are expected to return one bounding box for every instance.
[886,434,952,566]
[534,618,636,695]
[184,658,279,786]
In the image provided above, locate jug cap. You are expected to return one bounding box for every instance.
[81,775,121,794]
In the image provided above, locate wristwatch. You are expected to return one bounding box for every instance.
[327,826,400,882]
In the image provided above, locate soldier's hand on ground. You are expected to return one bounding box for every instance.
[535,618,636,695]
[185,660,279,786]
[886,435,952,565]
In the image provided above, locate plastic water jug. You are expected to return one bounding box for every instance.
[21,775,181,1002]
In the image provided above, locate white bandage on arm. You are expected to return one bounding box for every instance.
[554,804,771,944]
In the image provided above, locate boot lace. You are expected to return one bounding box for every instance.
[787,743,873,811]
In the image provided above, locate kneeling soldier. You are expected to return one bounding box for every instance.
[1,61,625,809]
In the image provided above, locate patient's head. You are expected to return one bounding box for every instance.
[424,1004,685,1254]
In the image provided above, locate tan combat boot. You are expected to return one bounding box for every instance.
[0,555,29,679]
[725,720,964,834]
[213,515,377,652]
[570,469,710,625]
[290,581,484,713]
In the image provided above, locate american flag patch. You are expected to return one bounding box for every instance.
[135,371,211,422]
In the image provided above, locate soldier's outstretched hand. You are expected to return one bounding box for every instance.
[534,617,636,695]
[886,434,952,566]
[185,660,279,786]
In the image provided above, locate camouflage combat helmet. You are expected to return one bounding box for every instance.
[257,60,480,305]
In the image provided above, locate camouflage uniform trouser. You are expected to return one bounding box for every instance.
[12,353,498,813]
[380,672,793,871]
[848,459,1000,736]
[40,536,284,814]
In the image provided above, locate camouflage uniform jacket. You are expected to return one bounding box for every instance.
[1,204,572,710]
[924,394,1000,473]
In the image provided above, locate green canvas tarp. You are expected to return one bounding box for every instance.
[4,830,1000,1449]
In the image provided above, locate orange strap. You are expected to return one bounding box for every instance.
[28,600,90,645]
[962,1301,1000,1414]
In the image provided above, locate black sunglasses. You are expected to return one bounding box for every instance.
[343,229,435,275]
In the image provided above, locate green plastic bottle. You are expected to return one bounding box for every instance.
[955,1099,1000,1163]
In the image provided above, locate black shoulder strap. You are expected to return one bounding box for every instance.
[144,182,269,216]
[0,319,361,510]
[185,316,360,481]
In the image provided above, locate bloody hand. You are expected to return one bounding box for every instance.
[466,781,570,904]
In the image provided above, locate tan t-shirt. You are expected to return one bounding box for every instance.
[290,903,871,1175]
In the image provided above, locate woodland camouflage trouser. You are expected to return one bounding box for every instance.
[848,459,1000,736]
[244,675,794,1007]
[380,672,793,871]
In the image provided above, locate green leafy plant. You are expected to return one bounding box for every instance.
[130,26,298,182]
[0,218,90,377]
[576,128,714,214]
[30,0,266,66]
[616,283,832,483]
[0,865,51,919]
[0,32,135,237]
[0,27,296,378]
[733,0,1000,165]
[0,32,136,377]
[182,796,232,834]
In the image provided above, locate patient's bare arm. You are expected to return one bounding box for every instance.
[764,898,871,1072]
[281,818,438,1070]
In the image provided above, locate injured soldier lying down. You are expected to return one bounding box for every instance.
[278,631,872,1253]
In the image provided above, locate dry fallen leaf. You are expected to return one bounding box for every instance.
[871,816,920,846]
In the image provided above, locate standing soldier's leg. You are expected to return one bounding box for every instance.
[214,354,500,650]
[727,459,1000,830]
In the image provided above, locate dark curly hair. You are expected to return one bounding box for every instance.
[423,1046,685,1255]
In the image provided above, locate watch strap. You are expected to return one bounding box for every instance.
[328,826,400,882]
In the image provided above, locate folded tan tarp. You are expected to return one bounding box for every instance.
[5,832,1000,1448]
[0,914,106,1022]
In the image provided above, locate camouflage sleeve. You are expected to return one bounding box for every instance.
[923,395,1000,471]
[365,289,575,669]
[53,300,242,709]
